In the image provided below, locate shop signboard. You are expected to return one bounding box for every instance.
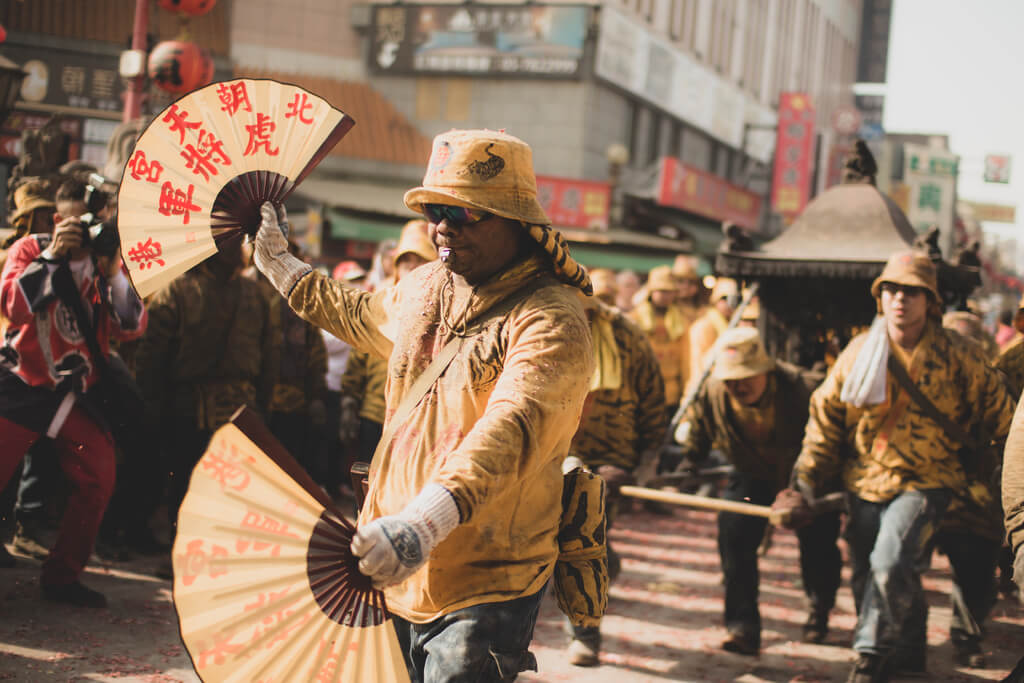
[535,175,610,230]
[656,157,762,231]
[984,154,1012,184]
[594,4,776,163]
[370,4,588,78]
[963,201,1016,224]
[770,93,815,222]
[4,44,124,115]
[904,143,958,235]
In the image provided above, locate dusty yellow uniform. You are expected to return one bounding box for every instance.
[572,302,666,471]
[688,307,729,384]
[340,349,388,424]
[997,337,1024,399]
[135,261,279,430]
[794,321,1014,502]
[289,255,594,622]
[629,300,695,406]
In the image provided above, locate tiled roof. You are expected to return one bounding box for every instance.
[233,69,432,167]
[1,0,230,56]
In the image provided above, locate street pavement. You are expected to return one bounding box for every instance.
[1,505,1022,682]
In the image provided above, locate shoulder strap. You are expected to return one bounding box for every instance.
[369,276,548,464]
[886,353,978,451]
[52,262,109,378]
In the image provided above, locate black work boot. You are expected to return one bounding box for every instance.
[846,653,889,683]
[41,580,108,608]
[802,611,829,644]
[952,639,986,668]
[721,629,759,656]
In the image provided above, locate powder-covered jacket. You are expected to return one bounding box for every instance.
[1004,399,1024,590]
[678,363,819,488]
[793,320,1014,502]
[572,301,666,471]
[629,300,695,406]
[288,254,594,622]
[340,348,388,424]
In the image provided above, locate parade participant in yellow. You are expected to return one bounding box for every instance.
[688,277,739,382]
[784,251,1014,683]
[629,265,693,412]
[676,328,840,654]
[342,219,437,466]
[253,129,595,682]
[672,254,703,320]
[587,267,618,308]
[1002,387,1024,682]
[563,290,666,666]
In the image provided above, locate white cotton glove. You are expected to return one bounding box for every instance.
[351,483,460,589]
[254,202,312,296]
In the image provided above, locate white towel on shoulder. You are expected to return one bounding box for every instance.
[840,315,889,407]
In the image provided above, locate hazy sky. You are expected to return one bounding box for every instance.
[884,0,1023,253]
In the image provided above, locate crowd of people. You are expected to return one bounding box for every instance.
[1,130,1024,683]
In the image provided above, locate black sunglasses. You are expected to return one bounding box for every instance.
[880,282,927,297]
[423,204,492,227]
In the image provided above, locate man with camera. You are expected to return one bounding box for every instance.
[0,179,146,607]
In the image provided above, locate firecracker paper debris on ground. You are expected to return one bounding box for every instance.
[2,506,1022,682]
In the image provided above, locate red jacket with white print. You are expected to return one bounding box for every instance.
[0,234,147,392]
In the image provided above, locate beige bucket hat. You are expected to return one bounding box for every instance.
[647,265,677,292]
[870,250,940,301]
[393,218,437,268]
[404,129,591,294]
[712,327,776,381]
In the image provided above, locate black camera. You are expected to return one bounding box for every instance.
[79,173,120,257]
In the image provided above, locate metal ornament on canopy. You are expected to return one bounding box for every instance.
[715,179,979,368]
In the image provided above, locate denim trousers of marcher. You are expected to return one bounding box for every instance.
[392,586,545,683]
[847,489,951,658]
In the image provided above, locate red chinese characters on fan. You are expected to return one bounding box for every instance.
[315,637,362,681]
[126,149,164,183]
[286,91,314,124]
[245,112,280,156]
[236,509,302,557]
[199,438,253,492]
[158,181,201,226]
[128,236,167,270]
[239,588,313,653]
[176,538,230,587]
[217,81,253,116]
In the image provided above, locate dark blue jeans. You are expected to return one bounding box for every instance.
[847,489,950,659]
[392,587,545,682]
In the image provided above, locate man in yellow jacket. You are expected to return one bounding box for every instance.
[785,251,1014,683]
[253,129,595,682]
[629,265,694,412]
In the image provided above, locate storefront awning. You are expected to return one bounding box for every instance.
[325,208,405,242]
[294,178,418,218]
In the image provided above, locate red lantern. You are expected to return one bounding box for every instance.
[157,0,217,17]
[148,40,213,95]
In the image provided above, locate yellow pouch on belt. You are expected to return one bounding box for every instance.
[554,467,609,628]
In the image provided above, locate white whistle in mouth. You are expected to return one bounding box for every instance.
[439,247,452,262]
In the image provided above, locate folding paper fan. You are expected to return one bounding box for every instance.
[117,78,354,298]
[172,406,410,683]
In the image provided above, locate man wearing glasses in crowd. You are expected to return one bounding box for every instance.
[252,129,596,682]
[781,250,1014,683]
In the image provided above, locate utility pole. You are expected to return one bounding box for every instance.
[122,0,149,122]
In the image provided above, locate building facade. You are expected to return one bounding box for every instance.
[2,0,866,274]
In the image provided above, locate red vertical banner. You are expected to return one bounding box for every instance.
[771,92,815,222]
